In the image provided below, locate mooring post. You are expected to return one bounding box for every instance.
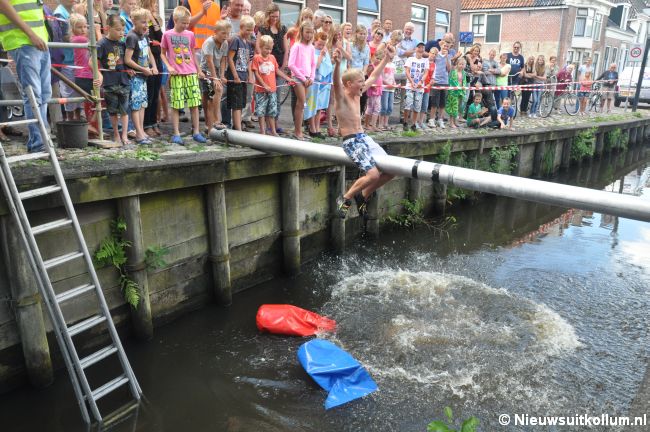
[118,196,153,340]
[366,188,381,234]
[0,217,53,387]
[206,183,232,305]
[629,127,638,147]
[595,131,605,156]
[409,156,423,201]
[637,125,644,144]
[533,141,546,178]
[561,138,572,169]
[331,167,346,252]
[281,171,301,275]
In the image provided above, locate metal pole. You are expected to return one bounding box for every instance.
[209,129,650,223]
[632,36,650,112]
[86,0,104,140]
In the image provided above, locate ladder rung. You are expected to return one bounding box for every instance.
[32,218,72,235]
[0,119,38,128]
[92,375,129,401]
[19,185,62,200]
[56,283,95,303]
[43,251,84,269]
[80,345,117,369]
[6,152,50,164]
[68,314,106,336]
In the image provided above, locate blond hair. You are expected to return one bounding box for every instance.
[172,6,190,20]
[253,10,265,27]
[69,13,87,36]
[240,15,255,30]
[259,34,273,48]
[130,7,148,22]
[353,24,367,50]
[215,19,231,33]
[342,68,363,84]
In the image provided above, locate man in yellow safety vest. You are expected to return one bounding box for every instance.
[0,0,51,153]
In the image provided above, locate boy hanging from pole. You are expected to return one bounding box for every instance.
[331,44,396,219]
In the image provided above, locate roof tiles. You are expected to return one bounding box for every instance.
[461,0,565,9]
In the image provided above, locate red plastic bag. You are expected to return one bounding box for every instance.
[256,304,336,336]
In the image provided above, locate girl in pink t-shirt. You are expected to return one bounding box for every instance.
[70,13,98,133]
[364,50,384,131]
[287,21,316,140]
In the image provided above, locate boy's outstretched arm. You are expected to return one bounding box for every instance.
[332,47,343,99]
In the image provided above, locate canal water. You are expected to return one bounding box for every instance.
[1,147,649,432]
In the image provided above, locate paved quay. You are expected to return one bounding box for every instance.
[1,106,648,162]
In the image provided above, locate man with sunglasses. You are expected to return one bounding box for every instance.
[507,41,525,86]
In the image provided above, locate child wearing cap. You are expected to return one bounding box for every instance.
[403,42,428,132]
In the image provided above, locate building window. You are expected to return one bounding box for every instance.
[471,14,484,35]
[574,8,595,37]
[319,0,345,24]
[435,9,450,40]
[276,0,305,28]
[485,14,501,43]
[567,50,574,65]
[593,13,602,41]
[411,4,428,42]
[357,0,380,28]
[592,52,599,77]
[603,46,610,71]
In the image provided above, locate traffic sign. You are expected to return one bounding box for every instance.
[631,44,643,58]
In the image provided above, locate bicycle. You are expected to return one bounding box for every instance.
[586,82,603,113]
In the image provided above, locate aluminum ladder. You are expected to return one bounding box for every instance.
[0,86,141,424]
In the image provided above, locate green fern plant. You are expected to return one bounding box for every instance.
[427,406,479,432]
[94,218,140,309]
[145,245,170,269]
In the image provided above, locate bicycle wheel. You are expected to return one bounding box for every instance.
[279,84,291,106]
[589,94,603,113]
[510,91,519,118]
[564,91,579,116]
[540,91,554,117]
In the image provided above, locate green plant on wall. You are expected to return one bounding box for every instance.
[542,144,555,176]
[383,198,457,236]
[570,127,596,162]
[145,245,170,269]
[435,140,452,163]
[605,128,629,152]
[427,406,479,432]
[488,144,519,174]
[94,218,140,308]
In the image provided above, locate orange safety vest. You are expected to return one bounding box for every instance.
[188,0,220,49]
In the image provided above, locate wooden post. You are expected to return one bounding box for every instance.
[629,127,638,147]
[366,189,380,235]
[281,171,301,275]
[561,138,572,169]
[118,196,153,340]
[0,217,53,387]
[331,167,346,252]
[206,183,232,306]
[533,141,545,178]
[409,156,423,201]
[636,126,644,144]
[594,131,605,155]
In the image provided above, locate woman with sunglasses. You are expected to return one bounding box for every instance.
[369,28,384,58]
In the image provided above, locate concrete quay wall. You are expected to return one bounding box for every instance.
[0,118,648,393]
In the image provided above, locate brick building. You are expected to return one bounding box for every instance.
[161,0,459,42]
[460,0,614,76]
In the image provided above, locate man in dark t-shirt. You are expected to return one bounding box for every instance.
[506,41,525,85]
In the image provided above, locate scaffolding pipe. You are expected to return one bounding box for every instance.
[85,0,103,140]
[46,42,89,49]
[210,129,650,223]
[0,97,89,106]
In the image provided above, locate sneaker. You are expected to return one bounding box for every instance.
[336,195,352,219]
[171,134,183,145]
[354,193,367,214]
[428,119,437,128]
[410,124,417,132]
[402,122,409,132]
[136,137,152,145]
[438,119,445,129]
[192,133,207,143]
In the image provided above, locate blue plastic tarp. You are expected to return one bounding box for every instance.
[297,339,378,409]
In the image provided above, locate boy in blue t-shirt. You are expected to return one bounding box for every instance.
[497,97,515,130]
